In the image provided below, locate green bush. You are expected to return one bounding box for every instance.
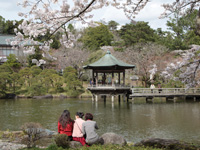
[81,74,89,81]
[27,83,46,96]
[54,134,70,149]
[114,47,124,52]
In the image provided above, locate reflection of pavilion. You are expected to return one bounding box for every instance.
[83,51,135,102]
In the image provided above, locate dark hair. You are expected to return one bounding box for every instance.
[85,113,93,120]
[59,110,73,128]
[76,112,84,118]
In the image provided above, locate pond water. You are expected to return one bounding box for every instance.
[0,98,200,143]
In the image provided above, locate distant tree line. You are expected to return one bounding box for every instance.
[0,54,84,98]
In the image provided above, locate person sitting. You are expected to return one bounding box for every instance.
[72,112,87,146]
[82,113,99,145]
[58,110,74,141]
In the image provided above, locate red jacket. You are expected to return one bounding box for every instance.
[58,121,74,136]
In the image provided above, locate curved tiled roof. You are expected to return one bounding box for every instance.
[84,51,135,69]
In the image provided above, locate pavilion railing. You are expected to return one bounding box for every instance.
[88,84,131,88]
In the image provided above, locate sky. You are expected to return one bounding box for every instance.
[0,0,174,31]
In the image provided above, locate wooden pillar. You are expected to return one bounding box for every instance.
[123,70,125,85]
[118,72,120,85]
[112,72,114,86]
[112,95,115,102]
[92,70,94,85]
[92,94,95,101]
[103,95,106,102]
[118,95,121,103]
[95,94,98,101]
[96,72,98,86]
[103,72,105,85]
[92,70,94,80]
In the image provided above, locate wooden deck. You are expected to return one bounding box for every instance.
[130,88,200,97]
[87,85,200,102]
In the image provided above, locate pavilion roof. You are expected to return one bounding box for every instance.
[83,51,135,70]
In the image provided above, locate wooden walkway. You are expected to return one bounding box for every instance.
[131,88,200,97]
[87,85,200,102]
[130,88,200,102]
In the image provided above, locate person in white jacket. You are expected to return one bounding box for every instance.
[150,84,155,93]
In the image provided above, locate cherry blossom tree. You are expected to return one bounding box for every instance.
[161,0,200,18]
[160,1,200,88]
[161,45,200,88]
[52,46,89,78]
[12,0,150,57]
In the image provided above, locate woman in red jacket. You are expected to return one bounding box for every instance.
[58,110,74,141]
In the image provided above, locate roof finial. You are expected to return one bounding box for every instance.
[107,50,111,54]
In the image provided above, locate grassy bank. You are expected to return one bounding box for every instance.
[19,144,163,150]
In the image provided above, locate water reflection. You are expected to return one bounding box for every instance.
[0,98,200,143]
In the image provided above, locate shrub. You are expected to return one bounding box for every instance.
[21,122,43,148]
[27,83,46,96]
[54,134,70,149]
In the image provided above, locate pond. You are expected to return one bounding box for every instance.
[0,98,200,143]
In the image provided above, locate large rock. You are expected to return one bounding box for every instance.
[100,132,126,146]
[33,95,53,99]
[40,129,58,137]
[59,94,67,99]
[69,141,82,149]
[134,138,199,150]
[5,93,16,99]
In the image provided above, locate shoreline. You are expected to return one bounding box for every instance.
[1,130,200,150]
[0,93,93,99]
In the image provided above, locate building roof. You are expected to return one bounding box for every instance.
[0,34,43,46]
[83,51,135,70]
[0,35,15,45]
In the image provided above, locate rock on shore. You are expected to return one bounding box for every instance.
[0,140,26,150]
[100,132,127,146]
[134,138,199,150]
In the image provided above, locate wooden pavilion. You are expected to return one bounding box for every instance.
[83,51,135,102]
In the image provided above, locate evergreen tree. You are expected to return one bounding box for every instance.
[5,54,21,71]
[80,23,113,51]
[119,21,156,47]
[63,67,83,96]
